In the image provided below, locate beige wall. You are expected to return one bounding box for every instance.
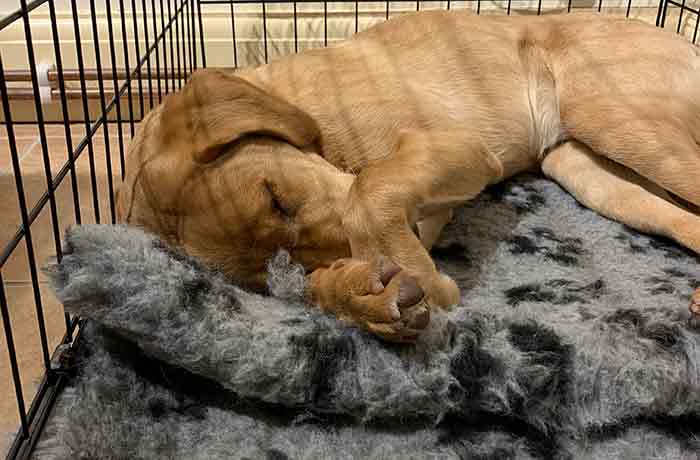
[0,0,680,69]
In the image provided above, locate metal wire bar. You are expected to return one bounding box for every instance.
[152,0,163,101]
[191,0,198,70]
[172,0,182,87]
[0,1,185,270]
[169,0,177,87]
[115,0,188,107]
[661,0,670,26]
[131,0,146,115]
[324,1,327,46]
[185,0,193,75]
[18,0,63,263]
[47,0,81,228]
[678,0,686,32]
[295,2,299,51]
[161,0,171,92]
[142,0,155,109]
[658,0,668,26]
[2,118,144,126]
[0,56,51,375]
[176,0,184,76]
[196,0,506,2]
[47,0,76,339]
[70,0,102,223]
[197,0,206,67]
[6,370,67,459]
[354,1,357,33]
[89,0,118,223]
[0,194,29,445]
[15,0,67,382]
[2,2,187,454]
[231,3,238,66]
[120,0,137,137]
[6,318,81,460]
[262,1,268,62]
[180,0,189,77]
[106,0,128,180]
[666,0,699,16]
[0,0,48,32]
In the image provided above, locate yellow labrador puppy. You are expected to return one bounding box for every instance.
[115,10,700,342]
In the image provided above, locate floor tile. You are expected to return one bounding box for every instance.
[0,123,135,454]
[0,281,68,455]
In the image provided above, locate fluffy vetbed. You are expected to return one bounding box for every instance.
[34,174,700,459]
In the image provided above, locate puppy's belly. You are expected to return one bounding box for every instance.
[528,79,564,163]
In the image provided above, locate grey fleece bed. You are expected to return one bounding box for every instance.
[34,173,700,459]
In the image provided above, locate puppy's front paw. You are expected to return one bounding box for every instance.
[308,257,431,343]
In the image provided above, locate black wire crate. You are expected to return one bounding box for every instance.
[0,0,697,458]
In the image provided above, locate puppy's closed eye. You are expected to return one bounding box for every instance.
[264,180,293,218]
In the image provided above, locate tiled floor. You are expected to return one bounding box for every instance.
[0,122,134,456]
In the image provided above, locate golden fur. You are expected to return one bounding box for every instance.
[116,11,700,342]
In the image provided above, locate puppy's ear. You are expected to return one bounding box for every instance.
[159,68,320,163]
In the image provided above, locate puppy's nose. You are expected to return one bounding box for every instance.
[397,275,425,308]
[379,258,402,286]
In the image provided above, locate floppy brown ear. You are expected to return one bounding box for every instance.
[159,68,321,163]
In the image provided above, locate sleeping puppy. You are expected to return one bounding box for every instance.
[115,11,700,342]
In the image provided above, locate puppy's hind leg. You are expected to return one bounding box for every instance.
[542,141,700,322]
[562,97,700,208]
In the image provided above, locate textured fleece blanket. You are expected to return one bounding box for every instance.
[34,174,700,460]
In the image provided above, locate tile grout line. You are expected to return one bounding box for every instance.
[2,280,51,286]
[0,134,39,176]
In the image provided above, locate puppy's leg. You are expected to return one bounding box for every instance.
[542,141,700,321]
[343,129,504,308]
[417,209,453,251]
[563,98,700,208]
[542,141,700,252]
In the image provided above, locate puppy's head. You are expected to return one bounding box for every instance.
[116,69,353,291]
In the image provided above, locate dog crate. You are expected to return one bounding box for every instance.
[0,0,698,458]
